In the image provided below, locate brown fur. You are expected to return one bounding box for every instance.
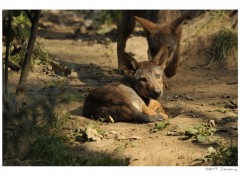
[117,10,202,77]
[83,48,169,123]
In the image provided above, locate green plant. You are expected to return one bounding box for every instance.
[184,124,217,143]
[58,91,88,104]
[72,127,89,143]
[7,11,31,44]
[32,42,49,65]
[150,121,170,133]
[210,29,237,62]
[42,111,62,129]
[71,123,106,143]
[210,10,226,21]
[114,144,127,153]
[3,10,48,68]
[217,108,232,114]
[210,145,238,166]
[9,41,49,68]
[3,10,30,67]
[196,145,238,166]
[58,94,78,104]
[27,134,73,166]
[34,108,70,134]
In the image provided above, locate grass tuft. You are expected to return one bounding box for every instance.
[26,134,73,166]
[76,153,127,166]
[210,29,237,62]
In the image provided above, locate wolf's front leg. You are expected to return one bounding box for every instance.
[148,99,169,119]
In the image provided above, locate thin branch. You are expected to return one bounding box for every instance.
[16,10,41,95]
[3,58,21,72]
[25,10,33,23]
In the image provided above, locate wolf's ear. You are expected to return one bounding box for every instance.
[170,16,185,35]
[122,52,140,73]
[153,46,168,69]
[135,16,157,34]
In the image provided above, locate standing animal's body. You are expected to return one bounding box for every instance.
[117,10,199,77]
[83,48,169,123]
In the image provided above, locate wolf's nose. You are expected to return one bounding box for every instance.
[153,90,161,97]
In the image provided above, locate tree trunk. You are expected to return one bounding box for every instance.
[3,12,12,96]
[15,10,41,95]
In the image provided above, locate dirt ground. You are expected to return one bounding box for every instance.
[5,10,238,166]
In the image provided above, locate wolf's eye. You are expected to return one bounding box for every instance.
[155,74,161,78]
[139,77,147,82]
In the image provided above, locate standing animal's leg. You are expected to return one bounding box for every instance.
[117,11,136,71]
[164,35,181,78]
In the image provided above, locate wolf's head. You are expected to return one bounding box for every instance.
[135,15,185,77]
[123,46,168,100]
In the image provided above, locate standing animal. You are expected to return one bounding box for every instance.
[83,46,169,123]
[117,10,200,77]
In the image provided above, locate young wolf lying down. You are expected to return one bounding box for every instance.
[83,47,169,123]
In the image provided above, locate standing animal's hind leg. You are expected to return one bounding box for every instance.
[117,12,136,71]
[164,40,181,78]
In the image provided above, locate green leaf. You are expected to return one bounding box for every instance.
[155,121,170,130]
[197,135,206,143]
[150,121,170,133]
[210,127,217,132]
[186,128,199,136]
[193,124,203,130]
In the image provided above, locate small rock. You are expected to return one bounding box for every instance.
[129,135,143,140]
[47,65,52,70]
[84,19,93,29]
[208,120,216,127]
[185,95,194,101]
[68,71,78,79]
[116,134,126,140]
[110,131,117,134]
[107,115,115,123]
[86,127,102,142]
[57,77,65,83]
[80,26,87,34]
